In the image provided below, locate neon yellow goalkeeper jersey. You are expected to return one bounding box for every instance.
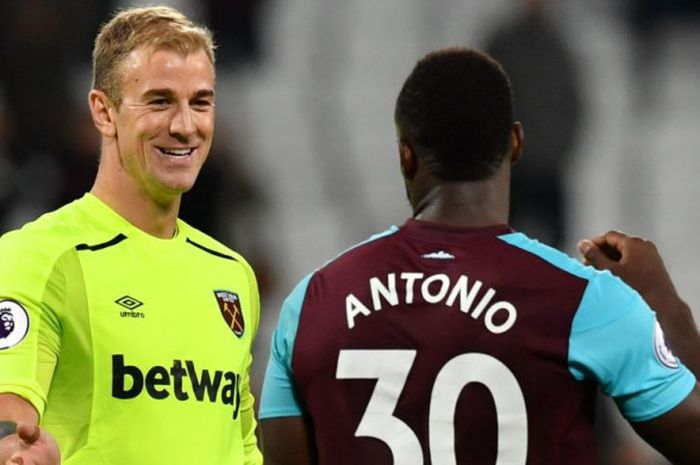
[0,193,262,465]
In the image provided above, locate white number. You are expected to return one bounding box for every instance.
[336,350,423,464]
[336,350,528,465]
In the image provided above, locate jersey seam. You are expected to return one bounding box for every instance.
[185,238,237,261]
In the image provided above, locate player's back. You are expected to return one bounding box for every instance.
[287,219,599,465]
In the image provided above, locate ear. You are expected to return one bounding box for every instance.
[399,138,418,179]
[510,121,524,165]
[88,89,117,138]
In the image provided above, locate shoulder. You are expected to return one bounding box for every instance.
[0,197,110,299]
[500,232,643,324]
[278,226,398,301]
[178,222,261,326]
[0,197,106,265]
[497,232,594,277]
[316,226,400,274]
[177,220,255,274]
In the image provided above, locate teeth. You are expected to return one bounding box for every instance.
[159,148,193,156]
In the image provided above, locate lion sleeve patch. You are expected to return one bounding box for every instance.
[653,320,679,369]
[0,300,30,350]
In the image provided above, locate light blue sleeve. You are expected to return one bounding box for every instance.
[569,273,696,422]
[500,232,696,423]
[259,226,399,420]
[259,273,314,419]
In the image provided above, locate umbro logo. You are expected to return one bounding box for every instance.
[116,296,145,319]
[421,250,455,260]
[116,296,143,310]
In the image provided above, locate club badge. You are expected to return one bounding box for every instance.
[214,290,245,338]
[0,300,30,350]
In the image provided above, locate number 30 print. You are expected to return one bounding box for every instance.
[336,350,528,465]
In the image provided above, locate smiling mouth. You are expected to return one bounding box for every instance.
[157,147,195,157]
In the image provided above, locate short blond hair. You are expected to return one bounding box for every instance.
[92,5,216,105]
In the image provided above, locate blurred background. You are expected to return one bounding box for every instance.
[1,0,699,463]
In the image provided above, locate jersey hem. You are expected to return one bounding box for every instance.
[626,374,697,423]
[258,409,304,420]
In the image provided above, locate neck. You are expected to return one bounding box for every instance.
[91,163,180,239]
[411,171,510,228]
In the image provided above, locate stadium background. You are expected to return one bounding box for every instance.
[1,0,699,463]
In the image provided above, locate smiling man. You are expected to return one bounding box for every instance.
[0,6,263,465]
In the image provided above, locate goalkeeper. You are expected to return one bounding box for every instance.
[0,5,263,465]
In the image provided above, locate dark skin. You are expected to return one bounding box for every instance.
[262,123,523,465]
[262,124,700,465]
[261,417,316,465]
[399,125,521,228]
[578,231,700,464]
[578,231,700,376]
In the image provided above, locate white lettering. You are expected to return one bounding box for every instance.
[445,275,483,314]
[421,274,450,303]
[346,293,372,329]
[345,272,517,334]
[484,301,517,334]
[470,288,496,319]
[370,274,399,310]
[401,273,424,304]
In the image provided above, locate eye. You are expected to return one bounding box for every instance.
[192,99,214,110]
[149,98,170,107]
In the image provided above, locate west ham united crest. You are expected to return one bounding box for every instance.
[0,300,30,350]
[214,290,245,338]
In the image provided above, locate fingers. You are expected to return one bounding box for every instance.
[579,229,639,266]
[14,426,39,446]
[590,230,627,249]
[0,424,59,465]
[577,239,618,270]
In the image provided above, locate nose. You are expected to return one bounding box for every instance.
[169,102,196,139]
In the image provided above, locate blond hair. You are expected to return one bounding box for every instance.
[92,5,215,105]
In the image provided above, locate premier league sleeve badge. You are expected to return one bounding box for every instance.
[0,300,30,350]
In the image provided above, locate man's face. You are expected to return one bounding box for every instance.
[111,47,215,203]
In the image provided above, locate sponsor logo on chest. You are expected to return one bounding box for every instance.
[108,290,247,419]
[112,355,243,419]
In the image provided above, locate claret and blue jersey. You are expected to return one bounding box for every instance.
[260,218,695,465]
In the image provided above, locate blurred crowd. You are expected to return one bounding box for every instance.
[2,1,700,464]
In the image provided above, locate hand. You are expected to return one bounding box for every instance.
[578,230,700,378]
[577,230,678,307]
[0,423,60,465]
